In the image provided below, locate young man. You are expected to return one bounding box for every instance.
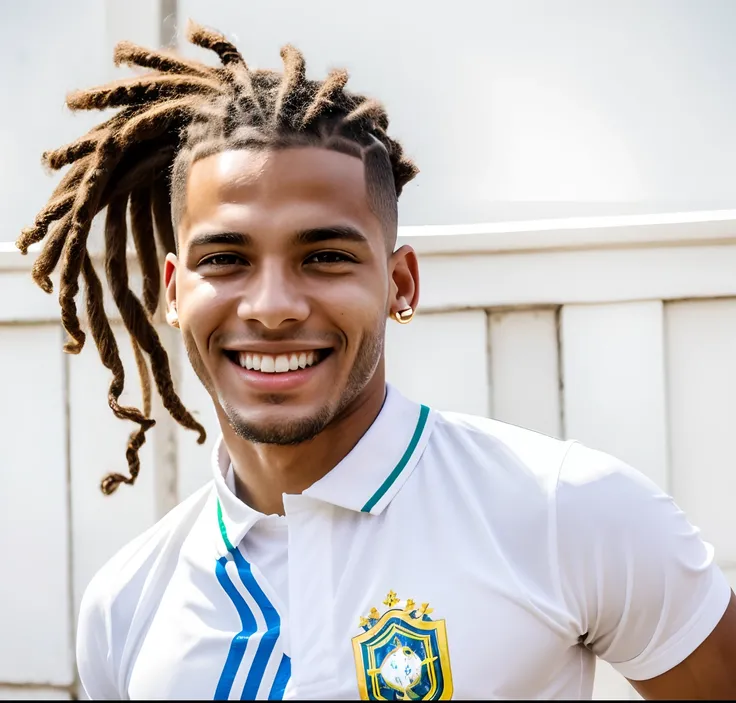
[19,20,736,701]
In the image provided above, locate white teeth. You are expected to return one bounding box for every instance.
[235,351,322,373]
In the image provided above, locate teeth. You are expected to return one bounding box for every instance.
[237,351,322,374]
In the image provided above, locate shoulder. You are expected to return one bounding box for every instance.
[81,481,215,611]
[555,441,670,527]
[429,409,574,493]
[552,442,717,571]
[77,481,215,697]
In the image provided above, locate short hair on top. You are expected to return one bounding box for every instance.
[16,20,418,495]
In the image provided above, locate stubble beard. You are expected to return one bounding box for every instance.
[183,324,385,446]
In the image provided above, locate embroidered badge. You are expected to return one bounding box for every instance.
[352,591,453,700]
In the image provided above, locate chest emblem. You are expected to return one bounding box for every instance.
[352,591,453,700]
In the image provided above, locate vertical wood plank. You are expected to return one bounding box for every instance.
[665,299,736,563]
[150,325,182,518]
[561,301,669,487]
[385,311,490,416]
[69,325,159,620]
[0,325,72,684]
[561,301,669,701]
[488,309,561,436]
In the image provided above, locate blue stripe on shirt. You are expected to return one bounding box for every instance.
[214,556,258,700]
[230,546,286,700]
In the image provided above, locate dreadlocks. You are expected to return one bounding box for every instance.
[16,20,418,496]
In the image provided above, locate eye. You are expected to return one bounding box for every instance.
[305,251,355,265]
[198,253,248,268]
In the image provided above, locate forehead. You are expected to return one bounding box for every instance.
[181,147,379,240]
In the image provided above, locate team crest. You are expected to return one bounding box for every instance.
[352,591,453,700]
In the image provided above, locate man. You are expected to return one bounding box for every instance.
[18,20,736,701]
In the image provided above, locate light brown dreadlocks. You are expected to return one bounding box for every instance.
[16,20,418,495]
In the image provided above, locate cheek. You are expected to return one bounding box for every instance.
[325,275,387,341]
[177,278,231,347]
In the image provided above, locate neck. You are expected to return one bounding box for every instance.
[218,376,387,516]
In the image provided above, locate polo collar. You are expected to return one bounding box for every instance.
[302,385,433,514]
[212,384,434,547]
[212,436,264,551]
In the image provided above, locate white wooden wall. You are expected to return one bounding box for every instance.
[2,212,736,699]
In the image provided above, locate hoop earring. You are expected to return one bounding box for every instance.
[393,307,414,324]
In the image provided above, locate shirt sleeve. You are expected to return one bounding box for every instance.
[554,441,732,681]
[76,572,121,700]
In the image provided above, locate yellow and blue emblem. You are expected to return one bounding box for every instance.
[352,591,453,700]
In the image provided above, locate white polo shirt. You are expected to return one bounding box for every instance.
[77,384,731,700]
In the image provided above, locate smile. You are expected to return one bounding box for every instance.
[225,349,332,374]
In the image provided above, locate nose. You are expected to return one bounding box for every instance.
[237,259,310,329]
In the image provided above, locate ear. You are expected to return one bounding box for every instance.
[387,244,420,318]
[164,253,179,329]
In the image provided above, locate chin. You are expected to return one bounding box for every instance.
[221,399,336,446]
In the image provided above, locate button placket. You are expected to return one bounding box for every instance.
[284,494,339,693]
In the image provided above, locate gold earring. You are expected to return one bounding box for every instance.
[393,307,414,324]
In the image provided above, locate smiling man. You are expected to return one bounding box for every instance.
[18,20,736,701]
[171,146,411,518]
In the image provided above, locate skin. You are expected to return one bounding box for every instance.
[164,145,736,699]
[627,591,736,699]
[165,146,418,516]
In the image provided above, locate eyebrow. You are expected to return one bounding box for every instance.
[187,231,252,249]
[294,226,368,246]
[187,226,368,249]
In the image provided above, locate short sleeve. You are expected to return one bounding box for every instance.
[77,573,120,700]
[554,442,732,681]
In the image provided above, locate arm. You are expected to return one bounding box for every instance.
[555,443,735,700]
[629,591,736,700]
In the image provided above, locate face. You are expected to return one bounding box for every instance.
[165,147,419,445]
